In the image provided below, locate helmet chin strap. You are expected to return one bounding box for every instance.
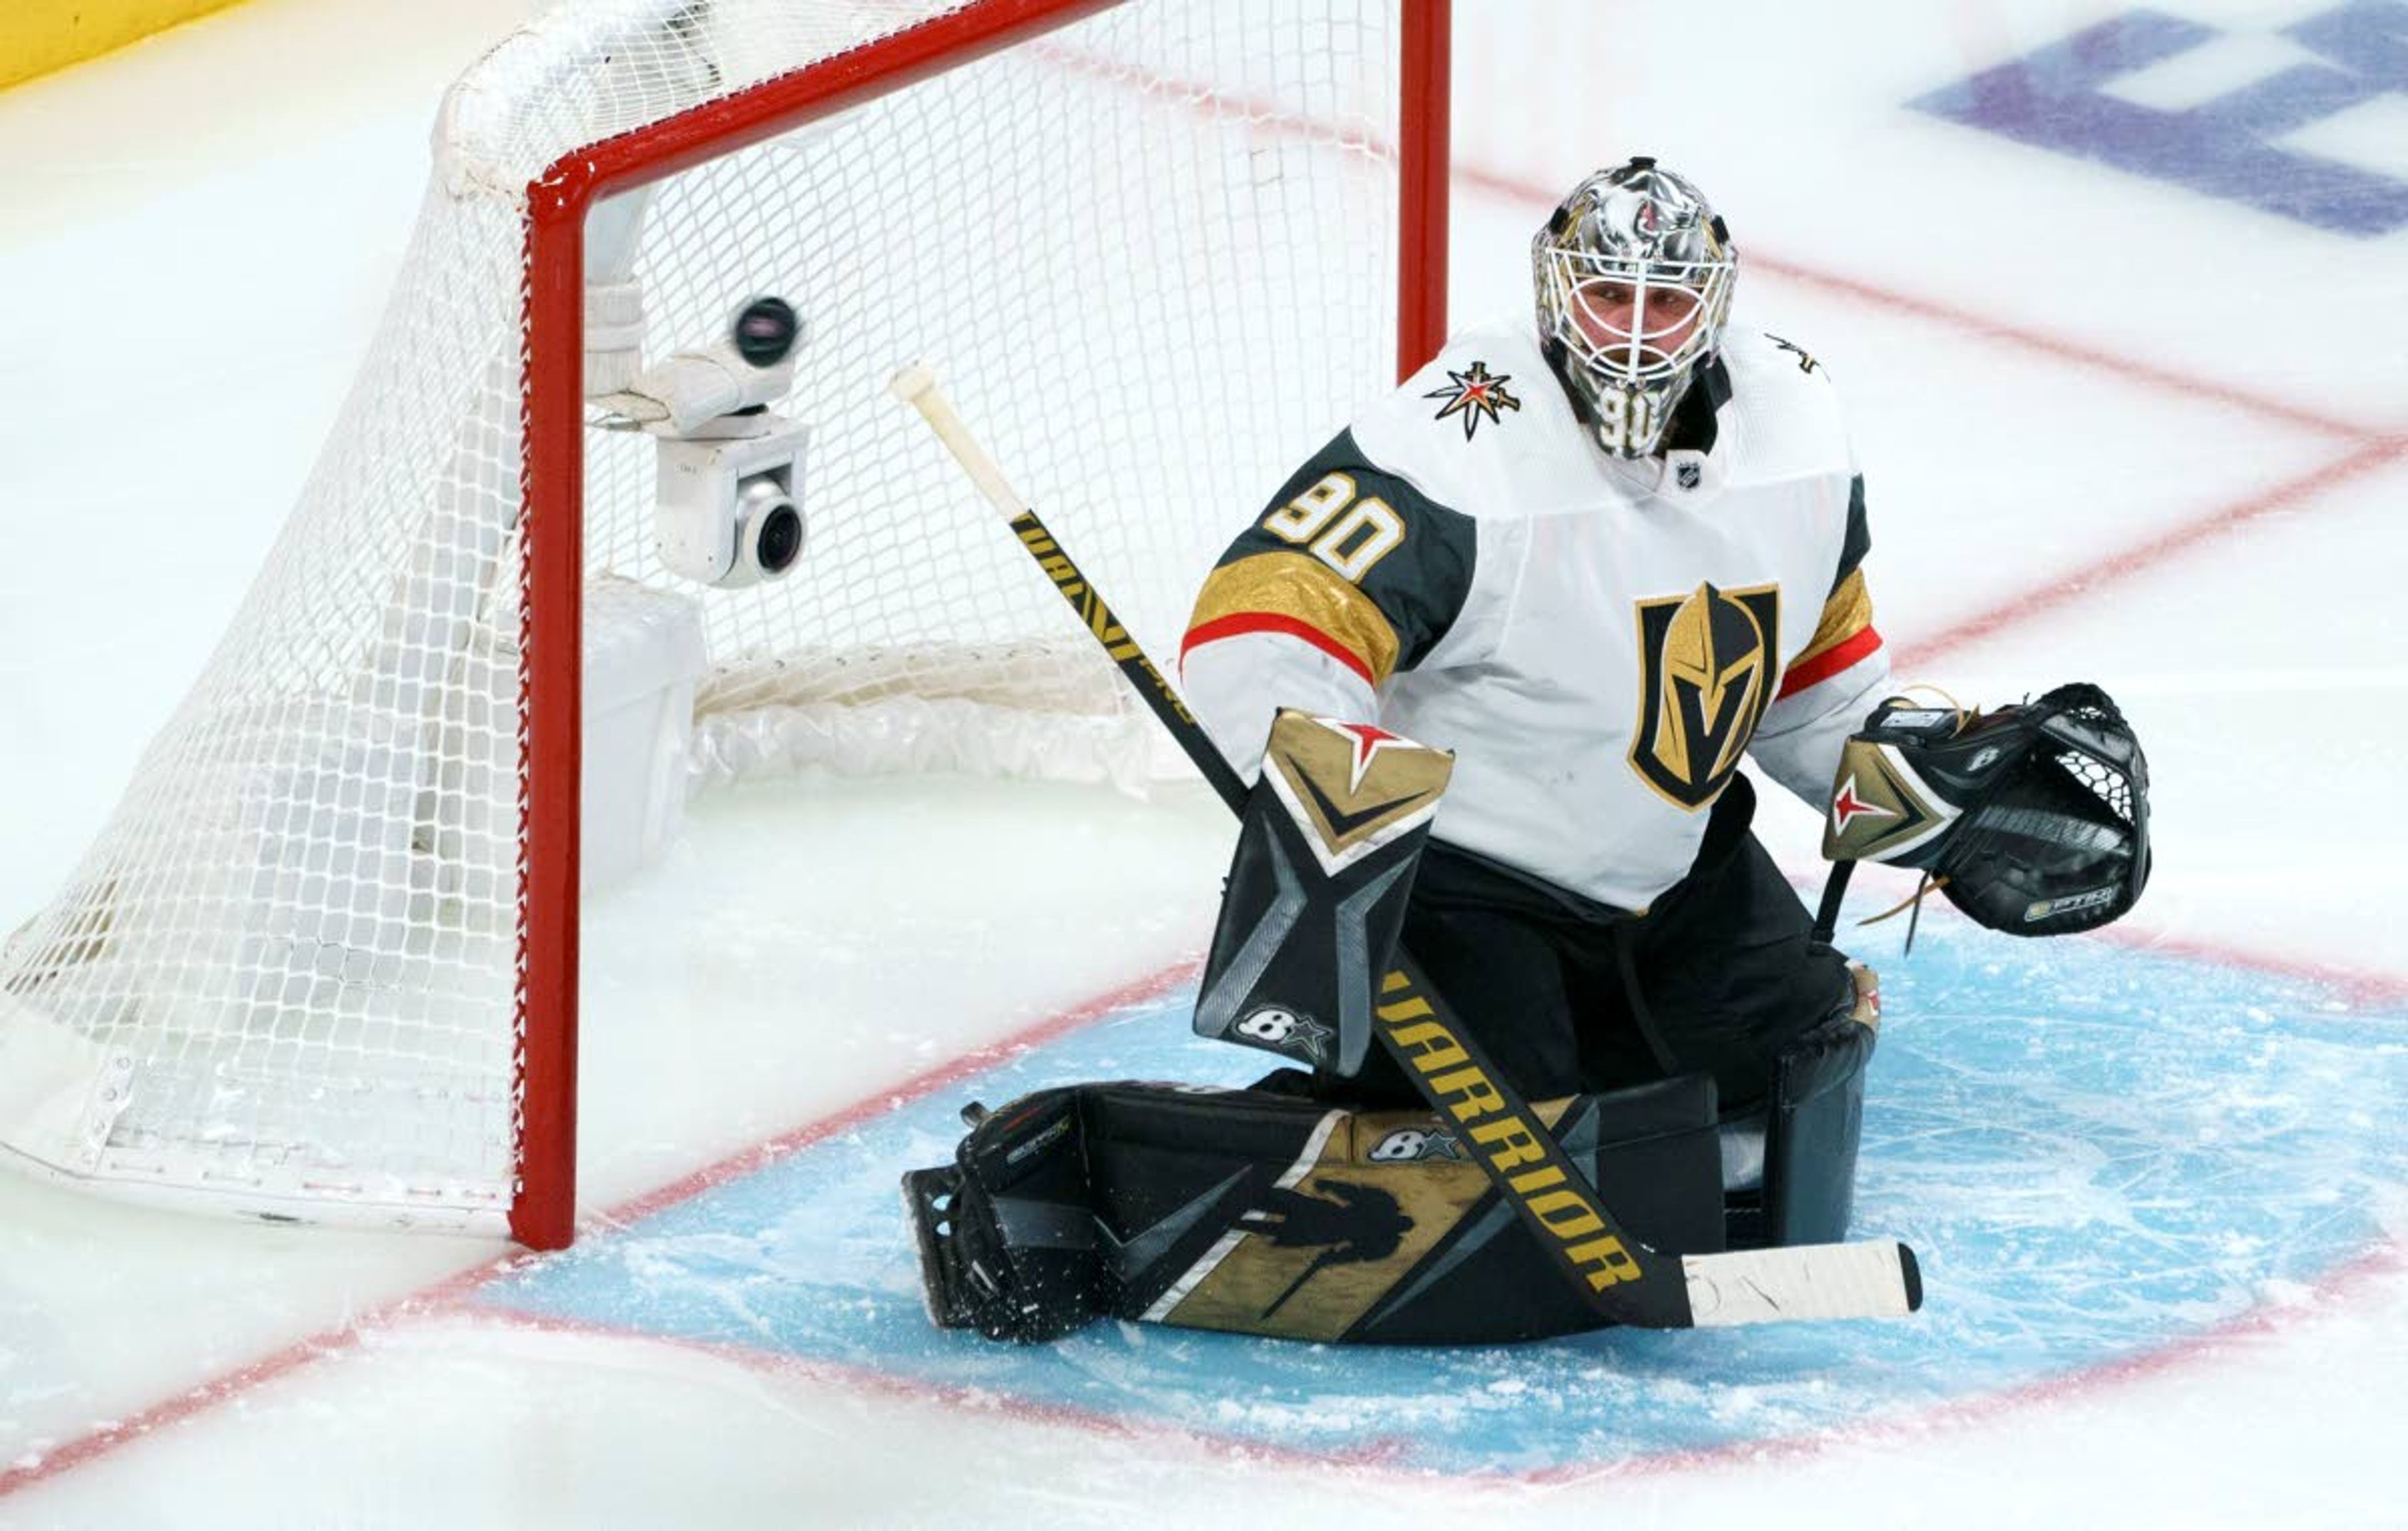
[1664,351,1732,453]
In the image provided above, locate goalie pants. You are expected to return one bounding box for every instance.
[1331,773,1855,1118]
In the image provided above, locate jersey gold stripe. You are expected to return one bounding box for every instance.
[1184,551,1403,685]
[1793,567,1874,668]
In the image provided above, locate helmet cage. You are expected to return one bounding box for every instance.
[1536,246,1734,456]
[1531,159,1737,458]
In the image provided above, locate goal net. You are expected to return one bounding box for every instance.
[0,0,1445,1245]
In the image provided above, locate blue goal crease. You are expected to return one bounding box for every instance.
[480,932,2408,1473]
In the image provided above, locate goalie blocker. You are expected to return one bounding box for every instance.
[1192,708,1453,1077]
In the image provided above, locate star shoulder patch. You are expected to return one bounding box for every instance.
[1424,360,1521,440]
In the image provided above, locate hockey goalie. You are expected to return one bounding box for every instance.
[904,158,2153,1345]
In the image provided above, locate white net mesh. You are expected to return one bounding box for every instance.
[0,0,1410,1234]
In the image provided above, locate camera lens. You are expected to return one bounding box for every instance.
[756,503,804,574]
[733,297,800,368]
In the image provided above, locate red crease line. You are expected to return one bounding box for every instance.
[0,1258,511,1500]
[585,959,1203,1234]
[0,962,1201,1502]
[468,1308,1414,1473]
[1898,434,2408,668]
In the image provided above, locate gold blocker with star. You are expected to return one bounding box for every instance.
[889,362,1925,1334]
[1192,708,1454,1077]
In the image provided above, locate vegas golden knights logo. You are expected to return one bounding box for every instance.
[1629,581,1781,810]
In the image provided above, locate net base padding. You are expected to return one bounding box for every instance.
[690,640,1199,794]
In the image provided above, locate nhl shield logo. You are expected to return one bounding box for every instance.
[1629,581,1781,810]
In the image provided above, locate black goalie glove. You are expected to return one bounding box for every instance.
[1821,683,2152,937]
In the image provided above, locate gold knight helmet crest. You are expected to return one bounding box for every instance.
[1629,581,1780,809]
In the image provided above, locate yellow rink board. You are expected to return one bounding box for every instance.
[2,0,248,90]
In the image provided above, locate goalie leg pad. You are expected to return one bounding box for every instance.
[1726,963,1880,1249]
[907,1074,1728,1345]
[903,1088,1112,1344]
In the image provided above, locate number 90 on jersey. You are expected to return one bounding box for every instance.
[1260,472,1405,582]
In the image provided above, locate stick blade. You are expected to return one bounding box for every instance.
[1680,1240,1923,1327]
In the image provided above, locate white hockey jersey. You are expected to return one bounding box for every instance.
[1179,318,1890,912]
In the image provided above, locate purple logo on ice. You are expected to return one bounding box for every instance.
[1911,2,2408,237]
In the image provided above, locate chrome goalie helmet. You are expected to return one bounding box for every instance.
[1533,157,1737,458]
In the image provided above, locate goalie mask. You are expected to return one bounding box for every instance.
[1533,156,1736,458]
[1824,683,2153,937]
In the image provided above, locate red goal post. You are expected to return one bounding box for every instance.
[518,0,1450,1248]
[0,0,1450,1250]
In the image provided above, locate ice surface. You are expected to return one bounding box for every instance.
[2,0,2404,1526]
[487,937,2408,1475]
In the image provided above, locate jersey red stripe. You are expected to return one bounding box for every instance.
[1777,624,1883,700]
[1180,612,1377,685]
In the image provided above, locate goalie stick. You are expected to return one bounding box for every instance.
[890,363,1921,1330]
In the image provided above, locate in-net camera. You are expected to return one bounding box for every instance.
[598,295,810,589]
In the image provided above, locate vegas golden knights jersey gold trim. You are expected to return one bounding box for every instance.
[1186,552,1403,685]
